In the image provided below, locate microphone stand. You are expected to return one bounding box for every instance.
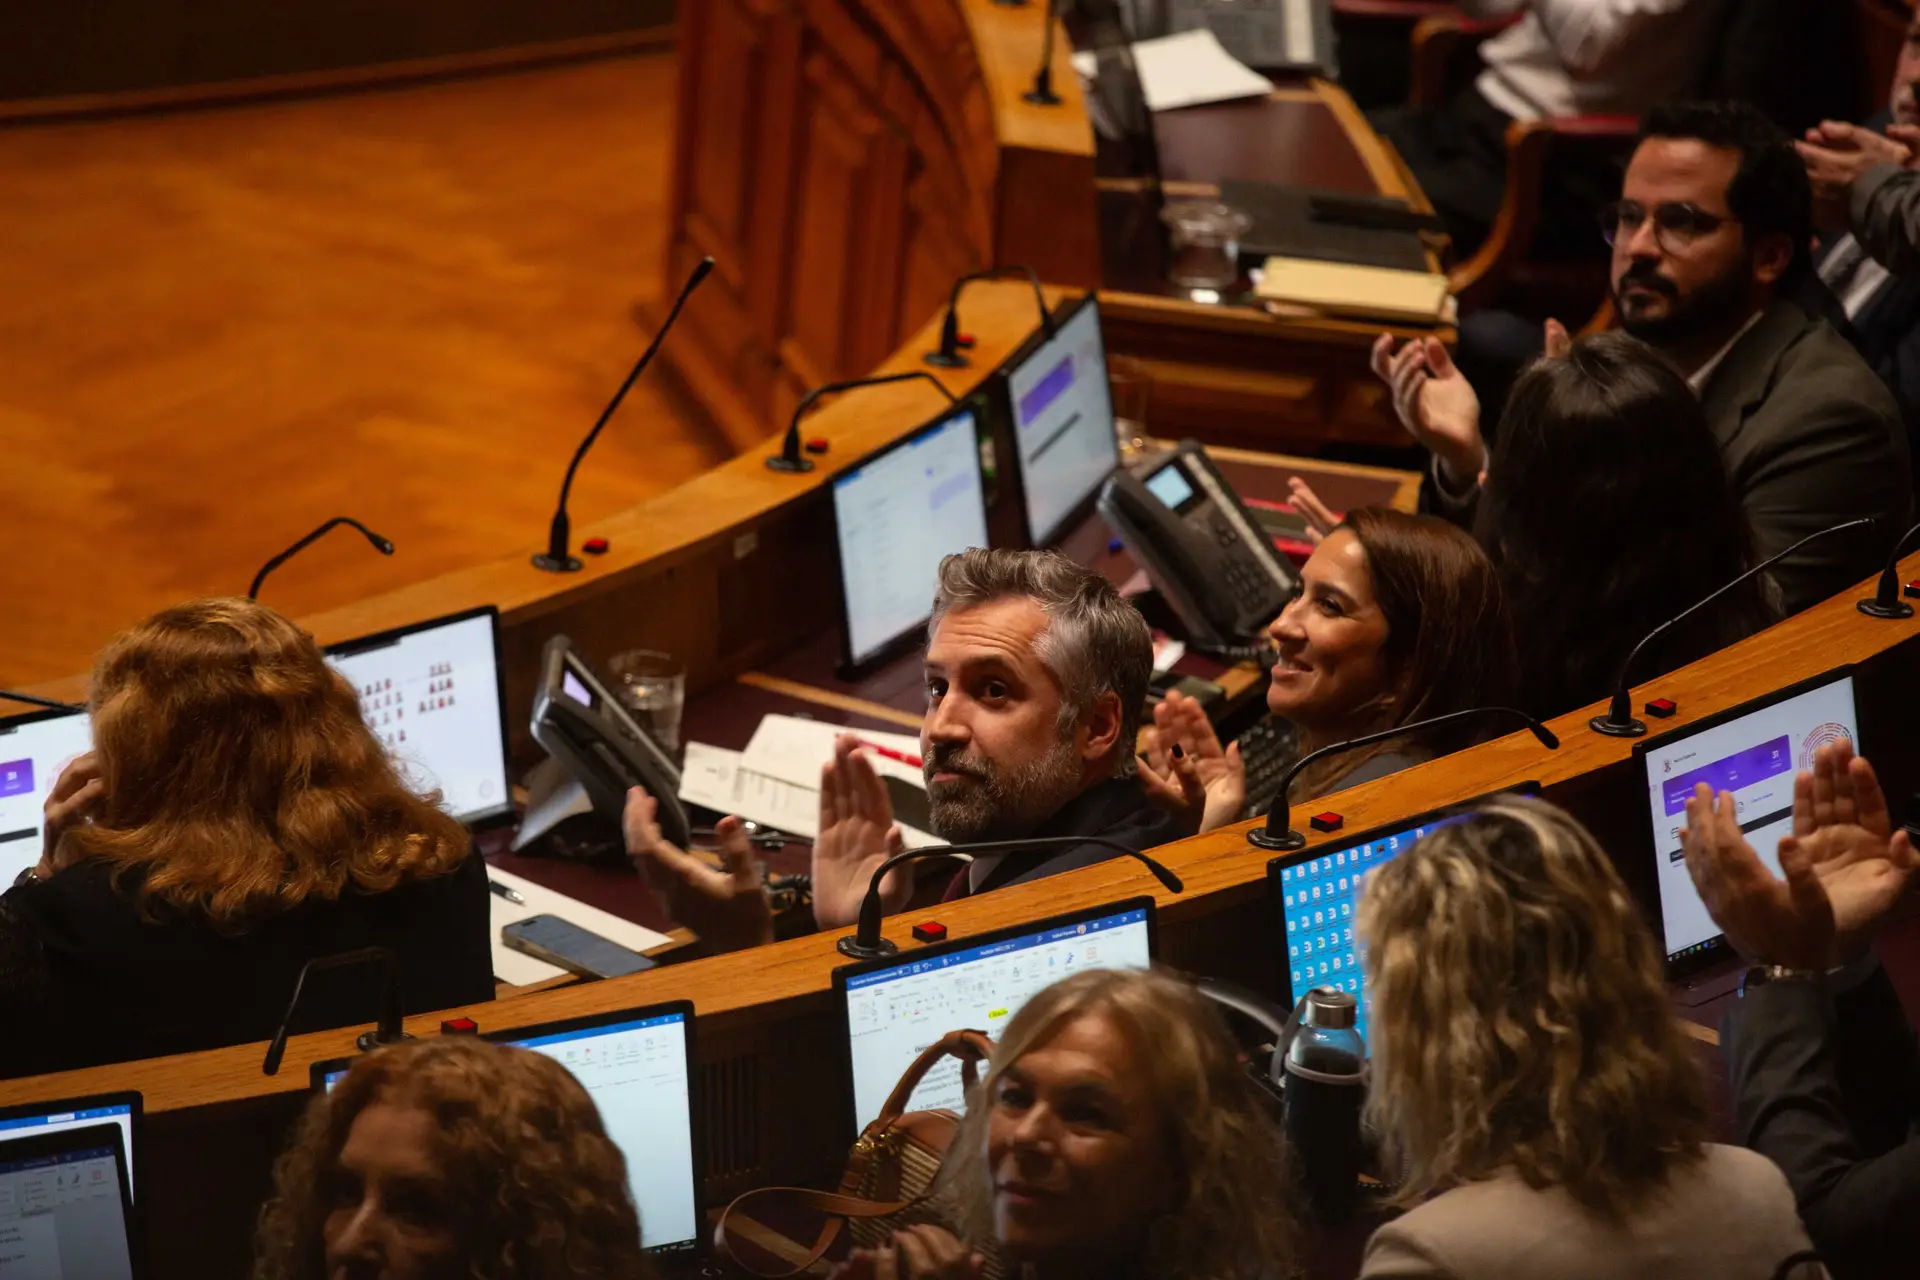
[1591,517,1876,737]
[765,371,957,474]
[248,517,394,602]
[837,836,1184,959]
[1246,707,1559,852]
[0,690,84,713]
[262,946,411,1076]
[924,267,1057,369]
[1025,0,1064,105]
[1857,518,1920,619]
[533,256,716,572]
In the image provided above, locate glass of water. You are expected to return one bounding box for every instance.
[1160,199,1253,292]
[609,649,686,755]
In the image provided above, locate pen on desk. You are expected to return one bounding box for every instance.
[855,739,923,769]
[489,879,526,906]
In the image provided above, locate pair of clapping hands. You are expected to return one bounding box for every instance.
[623,733,914,953]
[1795,120,1920,230]
[1681,741,1918,973]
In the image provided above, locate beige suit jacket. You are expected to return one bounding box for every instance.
[1360,1145,1826,1279]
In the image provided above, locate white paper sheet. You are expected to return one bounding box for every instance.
[684,733,942,850]
[487,865,673,987]
[740,714,924,792]
[1071,28,1275,112]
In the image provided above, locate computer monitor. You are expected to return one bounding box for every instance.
[0,1123,140,1279]
[324,605,512,828]
[832,402,991,672]
[833,898,1156,1134]
[1636,667,1860,976]
[1003,294,1119,547]
[1266,784,1539,1046]
[0,1092,141,1204]
[0,708,94,887]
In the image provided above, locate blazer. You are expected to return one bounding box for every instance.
[1816,232,1920,485]
[1359,1145,1825,1279]
[0,848,494,1078]
[1721,960,1920,1279]
[1853,163,1920,276]
[958,777,1186,897]
[1694,298,1909,614]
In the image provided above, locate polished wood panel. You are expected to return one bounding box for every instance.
[0,52,725,690]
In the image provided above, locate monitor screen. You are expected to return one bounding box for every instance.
[325,607,512,826]
[1006,296,1118,546]
[0,1126,137,1279]
[0,1095,138,1204]
[492,1008,700,1254]
[832,405,990,668]
[837,901,1155,1131]
[1639,670,1859,966]
[0,709,94,887]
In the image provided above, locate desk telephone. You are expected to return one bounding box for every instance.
[1098,440,1299,648]
[529,635,692,850]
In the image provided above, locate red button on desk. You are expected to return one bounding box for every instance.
[440,1017,479,1035]
[1906,579,1920,600]
[582,536,609,555]
[1645,698,1677,718]
[912,921,947,944]
[1309,812,1343,834]
[805,437,830,455]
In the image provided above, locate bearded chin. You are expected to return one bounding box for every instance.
[926,738,1084,844]
[1616,260,1753,348]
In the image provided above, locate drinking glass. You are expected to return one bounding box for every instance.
[609,649,686,754]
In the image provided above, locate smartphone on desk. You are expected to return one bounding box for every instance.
[502,914,655,980]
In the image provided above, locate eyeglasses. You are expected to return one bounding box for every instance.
[1598,200,1737,250]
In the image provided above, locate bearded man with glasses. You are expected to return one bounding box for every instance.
[1374,101,1908,615]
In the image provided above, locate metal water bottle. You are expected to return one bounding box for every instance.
[1281,986,1366,1223]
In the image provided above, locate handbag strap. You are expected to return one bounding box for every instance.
[715,1186,919,1278]
[875,1028,993,1129]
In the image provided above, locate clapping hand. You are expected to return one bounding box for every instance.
[1681,783,1834,972]
[1789,742,1918,963]
[1369,333,1484,488]
[828,1226,984,1280]
[811,735,910,929]
[624,791,774,954]
[1138,691,1246,834]
[1286,477,1339,546]
[1797,121,1916,226]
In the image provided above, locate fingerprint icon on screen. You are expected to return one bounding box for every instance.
[1798,723,1853,771]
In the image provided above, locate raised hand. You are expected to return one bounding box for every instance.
[1137,737,1205,830]
[1142,691,1245,833]
[39,751,103,877]
[1369,333,1484,488]
[1796,125,1914,227]
[812,735,910,929]
[1681,783,1834,972]
[624,791,774,954]
[1286,477,1340,546]
[1543,317,1572,359]
[1787,743,1918,962]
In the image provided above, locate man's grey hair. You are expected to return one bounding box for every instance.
[928,548,1152,778]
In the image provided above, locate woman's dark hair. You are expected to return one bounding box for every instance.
[1294,509,1518,799]
[1475,332,1779,719]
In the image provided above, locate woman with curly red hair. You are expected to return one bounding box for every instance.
[254,1036,652,1280]
[0,598,491,1078]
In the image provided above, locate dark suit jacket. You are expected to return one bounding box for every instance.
[1817,236,1920,485]
[1696,299,1910,614]
[964,777,1185,896]
[1722,961,1920,1279]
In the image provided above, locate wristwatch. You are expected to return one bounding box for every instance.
[1739,963,1821,996]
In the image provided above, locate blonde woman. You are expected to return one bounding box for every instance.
[831,967,1296,1280]
[1355,795,1824,1279]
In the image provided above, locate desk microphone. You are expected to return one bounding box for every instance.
[765,371,957,474]
[1246,707,1559,852]
[924,267,1055,368]
[1857,518,1920,619]
[0,690,84,713]
[248,518,394,601]
[1025,0,1063,105]
[533,256,716,572]
[837,837,1184,959]
[1591,517,1876,737]
[262,945,412,1076]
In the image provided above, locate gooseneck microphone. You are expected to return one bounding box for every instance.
[263,946,411,1076]
[1857,519,1920,619]
[1025,0,1063,105]
[924,267,1056,369]
[765,371,957,474]
[1246,707,1560,852]
[0,690,84,713]
[533,256,716,572]
[248,518,394,602]
[1591,517,1876,737]
[837,837,1185,959]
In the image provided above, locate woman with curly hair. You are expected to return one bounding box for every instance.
[255,1036,650,1280]
[833,966,1297,1280]
[1356,796,1821,1279]
[0,598,491,1078]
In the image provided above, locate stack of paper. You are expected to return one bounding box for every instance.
[1071,28,1274,112]
[1254,257,1450,324]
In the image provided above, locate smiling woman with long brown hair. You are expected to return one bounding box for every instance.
[0,597,491,1078]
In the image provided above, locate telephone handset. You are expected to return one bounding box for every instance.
[529,635,692,850]
[1097,440,1298,648]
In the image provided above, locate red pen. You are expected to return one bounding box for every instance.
[855,739,923,769]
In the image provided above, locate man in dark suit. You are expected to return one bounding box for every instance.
[1375,101,1909,614]
[1681,742,1920,1279]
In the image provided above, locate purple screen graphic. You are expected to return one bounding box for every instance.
[1018,355,1075,427]
[1660,735,1791,816]
[0,758,32,800]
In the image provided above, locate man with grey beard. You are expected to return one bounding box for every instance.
[622,549,1183,951]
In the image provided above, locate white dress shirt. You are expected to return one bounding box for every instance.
[1463,0,1732,122]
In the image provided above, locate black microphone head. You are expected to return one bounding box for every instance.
[1133,853,1183,894]
[1531,723,1560,750]
[688,255,716,286]
[262,1030,289,1077]
[372,536,395,555]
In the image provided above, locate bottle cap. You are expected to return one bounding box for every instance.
[1303,986,1357,1029]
